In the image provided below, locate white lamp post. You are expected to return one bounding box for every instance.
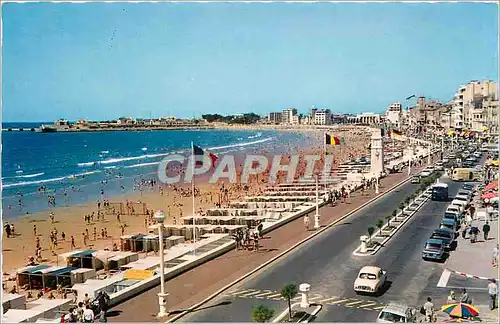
[154,210,168,317]
[314,174,320,229]
[407,146,412,176]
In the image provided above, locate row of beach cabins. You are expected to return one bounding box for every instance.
[3,144,412,323]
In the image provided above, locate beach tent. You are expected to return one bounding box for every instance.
[484,182,498,192]
[44,267,78,289]
[67,250,95,269]
[16,264,51,290]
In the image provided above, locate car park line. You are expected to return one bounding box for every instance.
[437,269,451,287]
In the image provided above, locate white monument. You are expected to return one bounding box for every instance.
[299,283,311,308]
[371,131,384,176]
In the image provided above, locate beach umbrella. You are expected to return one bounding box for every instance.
[441,303,479,318]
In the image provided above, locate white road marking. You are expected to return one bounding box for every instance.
[437,269,451,287]
[327,298,351,305]
[359,302,379,308]
[239,290,266,298]
[254,291,278,299]
[266,293,283,299]
[308,295,325,302]
[345,301,364,307]
[229,289,255,296]
[319,297,339,304]
[444,286,488,291]
[372,306,385,310]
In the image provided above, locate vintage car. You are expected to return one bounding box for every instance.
[354,266,387,294]
[377,302,418,323]
[422,238,445,261]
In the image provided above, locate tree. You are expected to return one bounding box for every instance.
[376,219,384,233]
[367,226,375,241]
[280,284,298,321]
[386,214,392,227]
[392,209,397,218]
[252,305,274,323]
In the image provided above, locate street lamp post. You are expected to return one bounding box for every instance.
[314,174,320,229]
[154,210,168,317]
[374,151,380,194]
[407,146,412,176]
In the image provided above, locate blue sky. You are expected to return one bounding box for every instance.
[2,2,498,122]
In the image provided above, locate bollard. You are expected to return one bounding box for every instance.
[299,283,311,308]
[360,235,369,253]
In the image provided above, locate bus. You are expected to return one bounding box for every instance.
[432,183,449,201]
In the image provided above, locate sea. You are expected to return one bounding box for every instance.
[2,122,314,219]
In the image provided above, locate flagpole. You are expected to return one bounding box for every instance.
[191,141,196,255]
[323,131,327,190]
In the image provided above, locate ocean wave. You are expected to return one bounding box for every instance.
[76,138,272,168]
[208,137,273,151]
[15,172,45,179]
[101,150,110,154]
[247,132,262,139]
[123,161,160,169]
[3,170,101,189]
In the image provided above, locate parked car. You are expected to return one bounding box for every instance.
[422,238,446,261]
[354,266,387,294]
[454,194,470,204]
[377,302,418,323]
[450,200,466,213]
[440,218,458,232]
[430,229,454,249]
[462,184,475,192]
[411,176,420,184]
[420,170,432,177]
[443,211,459,223]
[446,205,462,217]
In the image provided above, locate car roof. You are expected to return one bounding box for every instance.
[427,238,444,245]
[432,229,452,236]
[441,218,456,224]
[381,302,411,317]
[359,266,381,273]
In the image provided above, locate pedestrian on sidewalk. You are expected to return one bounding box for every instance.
[482,221,491,241]
[447,291,456,303]
[493,245,499,268]
[488,279,498,310]
[303,215,310,231]
[423,297,435,322]
[460,289,472,304]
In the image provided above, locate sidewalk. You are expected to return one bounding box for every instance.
[108,166,427,322]
[445,217,499,280]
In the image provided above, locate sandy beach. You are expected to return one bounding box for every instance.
[2,127,372,278]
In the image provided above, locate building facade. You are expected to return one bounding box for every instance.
[314,109,332,125]
[452,80,498,131]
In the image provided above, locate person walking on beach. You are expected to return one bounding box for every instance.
[71,236,76,249]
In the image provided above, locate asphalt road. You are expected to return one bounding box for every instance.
[182,175,474,322]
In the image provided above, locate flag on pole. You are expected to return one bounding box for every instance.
[380,127,385,137]
[325,133,341,145]
[192,144,219,168]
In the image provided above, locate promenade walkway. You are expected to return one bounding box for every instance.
[108,163,430,322]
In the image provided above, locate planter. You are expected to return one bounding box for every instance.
[281,311,309,323]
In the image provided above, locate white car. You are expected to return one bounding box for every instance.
[420,170,432,177]
[354,266,387,294]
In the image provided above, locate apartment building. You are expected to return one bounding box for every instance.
[452,80,498,131]
[267,112,282,124]
[314,109,332,125]
[281,108,298,124]
[385,102,402,128]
